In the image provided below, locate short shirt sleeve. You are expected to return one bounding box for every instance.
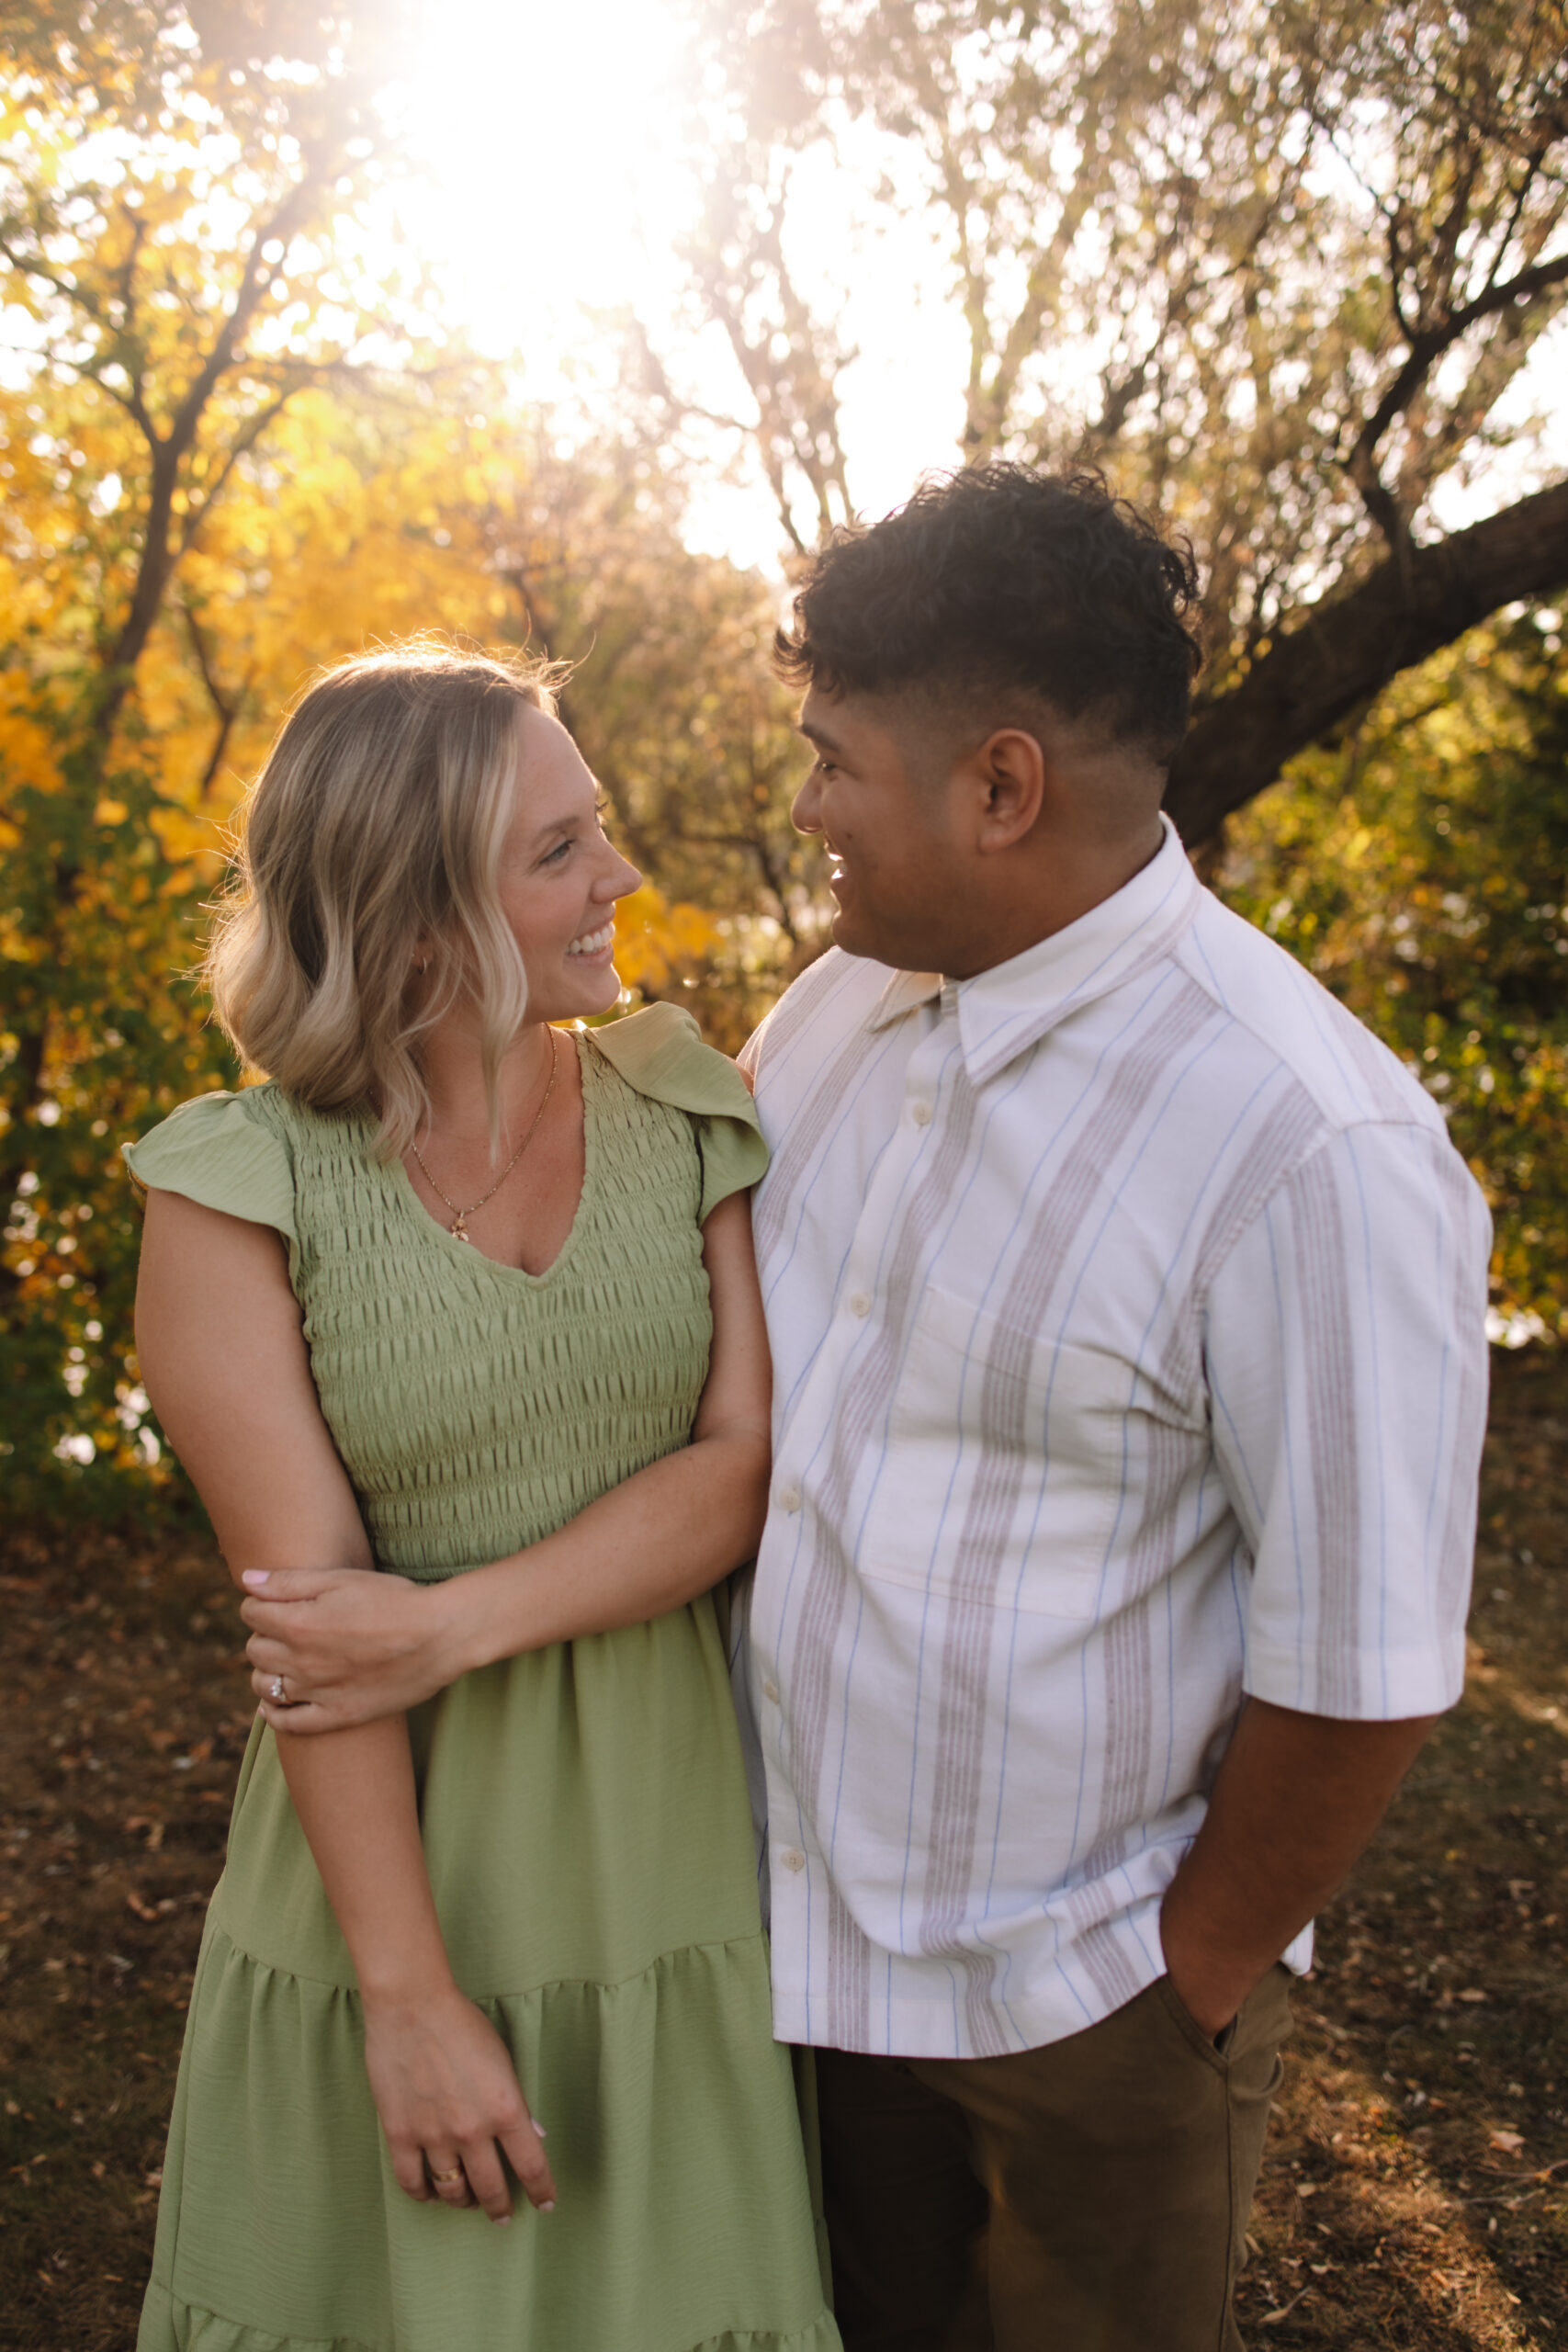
[585,1003,769,1222]
[122,1091,297,1240]
[1204,1117,1492,1721]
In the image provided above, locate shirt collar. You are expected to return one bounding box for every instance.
[866,814,1201,1084]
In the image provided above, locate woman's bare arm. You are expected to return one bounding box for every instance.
[239,1186,772,1730]
[135,1190,555,2222]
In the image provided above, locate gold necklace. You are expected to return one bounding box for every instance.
[409,1030,559,1242]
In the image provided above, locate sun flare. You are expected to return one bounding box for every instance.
[399,0,692,369]
[389,0,967,570]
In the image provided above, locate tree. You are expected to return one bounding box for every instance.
[669,0,1568,834]
[0,6,813,1506]
[0,1,446,1500]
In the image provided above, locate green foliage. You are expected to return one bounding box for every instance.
[1218,608,1568,1338]
[6,0,1563,1525]
[0,713,241,1513]
[0,0,414,1511]
[672,1,1568,825]
[680,0,1568,630]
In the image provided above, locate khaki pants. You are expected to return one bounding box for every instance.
[815,1964,1292,2352]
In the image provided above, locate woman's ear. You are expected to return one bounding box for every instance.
[972,729,1046,853]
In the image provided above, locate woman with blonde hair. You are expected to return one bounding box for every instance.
[126,644,839,2352]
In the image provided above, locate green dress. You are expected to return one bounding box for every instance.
[123,1006,839,2352]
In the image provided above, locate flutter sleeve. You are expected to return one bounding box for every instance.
[585,1002,769,1222]
[122,1090,297,1240]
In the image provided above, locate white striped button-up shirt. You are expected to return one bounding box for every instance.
[736,818,1491,2061]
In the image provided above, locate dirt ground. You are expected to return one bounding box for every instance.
[2,1348,1565,2351]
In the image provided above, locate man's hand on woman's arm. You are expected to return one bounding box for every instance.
[1158,1696,1438,2041]
[135,1189,556,2222]
[241,1185,772,1731]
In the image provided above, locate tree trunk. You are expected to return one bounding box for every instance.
[1164,480,1568,843]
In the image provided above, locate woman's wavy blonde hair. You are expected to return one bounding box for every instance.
[207,639,564,1159]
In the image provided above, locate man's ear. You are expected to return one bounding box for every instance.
[969,729,1046,852]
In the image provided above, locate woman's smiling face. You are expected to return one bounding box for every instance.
[497,707,642,1021]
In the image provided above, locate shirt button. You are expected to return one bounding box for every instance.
[761,1678,780,1704]
[910,1101,933,1125]
[780,1847,807,1873]
[777,1482,802,1512]
[849,1290,871,1317]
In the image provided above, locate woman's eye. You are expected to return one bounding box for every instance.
[541,837,573,866]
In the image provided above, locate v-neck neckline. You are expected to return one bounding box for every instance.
[389,1030,595,1284]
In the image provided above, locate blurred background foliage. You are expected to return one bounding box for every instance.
[1222,609,1568,1346]
[3,0,1566,1512]
[0,0,818,1509]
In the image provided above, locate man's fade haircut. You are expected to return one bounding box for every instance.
[773,465,1203,772]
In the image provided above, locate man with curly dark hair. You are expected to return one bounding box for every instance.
[736,465,1491,2350]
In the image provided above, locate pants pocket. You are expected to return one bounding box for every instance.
[1153,1971,1232,2072]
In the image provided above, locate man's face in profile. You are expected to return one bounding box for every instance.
[792,687,962,971]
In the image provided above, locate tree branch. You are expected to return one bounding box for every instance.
[178,385,299,551]
[0,233,104,321]
[1349,244,1568,491]
[90,163,335,741]
[1165,479,1568,843]
[181,596,250,799]
[161,175,319,464]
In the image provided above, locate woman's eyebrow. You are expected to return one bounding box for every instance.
[525,808,586,851]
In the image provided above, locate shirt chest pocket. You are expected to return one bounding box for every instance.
[854,1284,1142,1619]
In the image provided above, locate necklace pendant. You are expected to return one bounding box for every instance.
[413,1029,558,1249]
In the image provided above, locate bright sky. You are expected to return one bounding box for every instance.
[390,0,968,576]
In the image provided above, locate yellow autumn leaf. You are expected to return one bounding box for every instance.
[0,701,67,794]
[614,887,724,992]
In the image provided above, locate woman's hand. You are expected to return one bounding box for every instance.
[240,1190,771,1715]
[242,1566,460,1731]
[363,1978,557,2224]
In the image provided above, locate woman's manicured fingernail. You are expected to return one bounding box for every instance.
[242,1570,269,1587]
[539,2199,555,2213]
[494,2214,512,2226]
[533,2122,546,2137]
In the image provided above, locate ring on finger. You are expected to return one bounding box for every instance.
[428,2162,465,2187]
[268,1674,288,1705]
